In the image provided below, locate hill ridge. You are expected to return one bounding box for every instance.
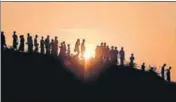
[2,49,176,101]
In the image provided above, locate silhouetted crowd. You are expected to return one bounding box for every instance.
[1,31,172,82]
[1,31,86,58]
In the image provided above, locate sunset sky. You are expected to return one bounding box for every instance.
[1,2,176,81]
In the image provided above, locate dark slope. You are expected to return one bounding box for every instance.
[87,65,176,101]
[2,49,176,102]
[2,49,84,101]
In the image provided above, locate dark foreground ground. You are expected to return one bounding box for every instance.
[2,49,176,102]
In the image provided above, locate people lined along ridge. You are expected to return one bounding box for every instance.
[1,31,172,82]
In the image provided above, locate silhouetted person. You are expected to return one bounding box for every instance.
[114,47,119,64]
[81,39,85,58]
[103,42,106,59]
[67,44,71,56]
[141,63,145,72]
[63,41,66,56]
[54,36,59,56]
[1,31,6,50]
[166,67,171,83]
[28,36,33,52]
[45,35,50,55]
[50,39,55,56]
[59,42,64,56]
[109,46,114,61]
[161,63,166,79]
[34,35,39,53]
[105,46,110,61]
[120,47,125,66]
[130,53,135,68]
[74,39,80,56]
[19,35,25,52]
[100,42,104,60]
[26,33,30,52]
[12,31,18,50]
[40,36,45,54]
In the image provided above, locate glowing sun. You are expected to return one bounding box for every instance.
[84,50,91,60]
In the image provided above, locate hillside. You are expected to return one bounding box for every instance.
[2,49,176,102]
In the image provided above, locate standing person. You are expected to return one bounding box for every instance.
[1,31,6,50]
[74,39,80,56]
[161,63,166,79]
[141,63,145,72]
[12,31,18,50]
[109,46,114,62]
[63,41,66,56]
[18,35,25,52]
[29,36,33,53]
[105,46,110,61]
[166,67,172,83]
[81,39,86,58]
[26,33,30,52]
[40,36,45,54]
[34,35,39,53]
[103,42,106,59]
[45,35,50,55]
[130,53,135,68]
[114,47,119,64]
[50,39,55,56]
[120,47,125,66]
[67,44,71,56]
[100,42,104,60]
[54,36,59,56]
[59,42,64,56]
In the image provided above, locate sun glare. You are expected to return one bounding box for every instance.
[84,50,91,60]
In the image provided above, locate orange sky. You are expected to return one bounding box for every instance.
[1,2,176,81]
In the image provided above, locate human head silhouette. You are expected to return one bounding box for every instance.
[47,35,49,38]
[131,53,134,56]
[1,31,4,35]
[169,67,172,70]
[27,33,30,37]
[121,47,124,50]
[55,36,57,40]
[67,44,70,46]
[115,47,117,50]
[163,63,166,66]
[35,35,38,38]
[63,41,65,44]
[13,31,16,34]
[41,36,44,39]
[143,62,145,65]
[107,46,109,48]
[111,46,114,50]
[100,42,103,46]
[103,42,106,46]
[51,39,54,42]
